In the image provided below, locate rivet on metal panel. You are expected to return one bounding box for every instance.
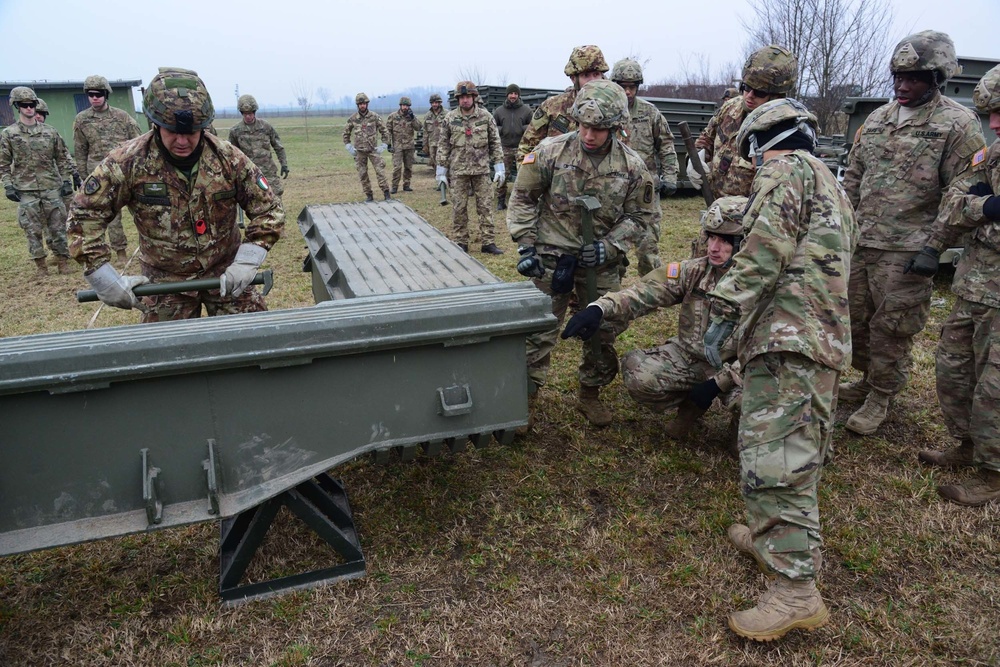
[203,439,221,515]
[437,384,473,417]
[141,448,163,526]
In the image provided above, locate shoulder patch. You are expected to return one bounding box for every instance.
[532,107,545,120]
[666,262,681,280]
[522,153,536,165]
[972,147,988,167]
[256,175,269,191]
[643,182,653,204]
[83,175,101,196]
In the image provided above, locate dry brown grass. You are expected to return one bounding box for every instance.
[1,117,998,666]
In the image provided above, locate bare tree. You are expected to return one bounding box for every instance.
[291,80,313,140]
[644,54,740,102]
[742,0,894,133]
[316,86,331,110]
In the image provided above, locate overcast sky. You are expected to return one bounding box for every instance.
[1,0,996,110]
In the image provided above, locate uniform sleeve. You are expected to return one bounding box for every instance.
[126,114,142,140]
[410,115,420,132]
[54,132,73,183]
[656,115,678,183]
[386,114,395,140]
[605,160,658,253]
[488,114,503,165]
[235,152,285,251]
[928,142,992,249]
[506,151,548,244]
[227,126,239,147]
[841,120,869,209]
[73,118,88,173]
[342,118,353,145]
[0,133,13,190]
[436,119,452,167]
[68,157,131,271]
[422,115,431,152]
[596,263,689,323]
[377,115,388,143]
[696,111,719,161]
[269,126,287,168]
[517,104,551,162]
[926,116,988,249]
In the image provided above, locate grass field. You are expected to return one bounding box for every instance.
[0,116,997,666]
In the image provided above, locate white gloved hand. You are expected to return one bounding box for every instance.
[376,143,387,154]
[345,143,356,157]
[220,243,267,298]
[435,166,448,186]
[86,261,149,311]
[492,163,505,184]
[687,149,705,189]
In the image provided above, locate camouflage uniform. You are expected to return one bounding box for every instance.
[343,109,389,197]
[508,132,658,389]
[517,90,576,163]
[709,146,857,581]
[386,107,420,190]
[843,93,986,399]
[493,96,533,202]
[35,100,80,252]
[227,118,288,197]
[422,106,448,170]
[0,117,73,261]
[697,96,756,197]
[68,132,284,321]
[437,105,503,246]
[597,257,739,410]
[73,104,142,252]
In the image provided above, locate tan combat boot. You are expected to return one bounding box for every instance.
[838,378,870,403]
[116,249,128,263]
[727,524,772,574]
[919,439,976,469]
[728,576,829,642]
[577,386,612,427]
[938,469,1000,507]
[33,257,48,276]
[845,391,890,435]
[56,256,70,274]
[664,399,707,440]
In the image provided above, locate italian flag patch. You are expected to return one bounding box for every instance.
[257,175,269,190]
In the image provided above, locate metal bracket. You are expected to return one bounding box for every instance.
[437,384,473,417]
[141,448,162,526]
[203,439,221,516]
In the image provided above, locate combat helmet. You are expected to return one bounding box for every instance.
[35,98,49,117]
[429,93,442,103]
[9,86,37,107]
[611,58,643,85]
[564,45,609,76]
[142,67,215,134]
[455,81,478,97]
[571,79,629,129]
[83,75,112,96]
[890,30,961,84]
[973,64,1000,113]
[736,97,817,163]
[742,45,798,95]
[399,96,411,106]
[701,195,748,261]
[237,94,258,113]
[355,92,370,105]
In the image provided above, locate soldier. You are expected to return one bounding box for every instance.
[228,94,289,202]
[918,64,1000,506]
[343,92,390,202]
[1,86,74,275]
[694,45,798,198]
[508,80,658,427]
[563,197,745,442]
[611,58,678,275]
[704,99,857,641]
[492,84,532,210]
[423,93,447,172]
[35,98,82,229]
[516,45,609,163]
[67,67,284,322]
[386,96,420,193]
[436,81,505,255]
[73,75,143,263]
[840,31,987,435]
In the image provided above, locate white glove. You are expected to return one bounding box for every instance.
[436,166,448,186]
[492,163,505,184]
[220,243,267,298]
[687,149,705,189]
[86,261,149,311]
[376,143,387,154]
[345,143,356,157]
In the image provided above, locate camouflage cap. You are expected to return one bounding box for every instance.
[355,92,370,104]
[571,80,629,129]
[83,74,112,95]
[9,86,37,106]
[890,30,961,83]
[35,97,49,115]
[611,58,643,84]
[702,196,748,237]
[973,64,1000,113]
[429,93,443,103]
[736,97,817,160]
[237,94,258,113]
[399,96,411,106]
[722,87,739,101]
[455,81,478,97]
[564,45,609,76]
[143,67,215,134]
[742,45,798,95]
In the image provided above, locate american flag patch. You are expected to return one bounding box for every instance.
[972,147,988,167]
[522,153,536,165]
[666,262,680,279]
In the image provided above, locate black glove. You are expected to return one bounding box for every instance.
[72,171,82,189]
[561,305,603,341]
[550,254,577,293]
[659,180,677,197]
[4,185,19,203]
[688,378,721,410]
[59,181,73,197]
[903,246,940,277]
[984,196,1000,222]
[387,144,394,153]
[579,240,614,268]
[516,246,545,278]
[968,182,994,197]
[280,165,290,178]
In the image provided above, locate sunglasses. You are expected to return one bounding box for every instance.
[739,83,772,98]
[16,101,37,109]
[87,91,106,98]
